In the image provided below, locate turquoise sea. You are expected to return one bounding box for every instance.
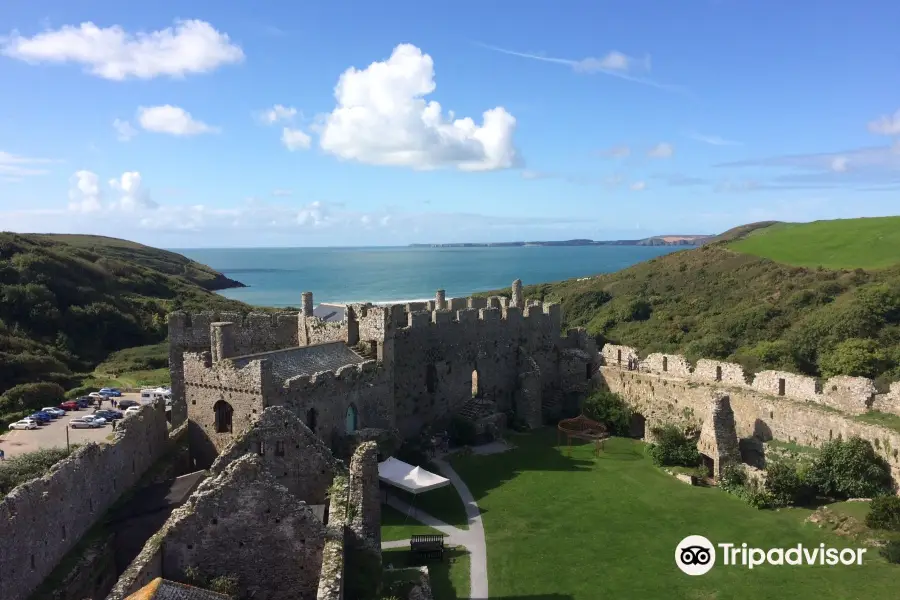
[175,246,682,307]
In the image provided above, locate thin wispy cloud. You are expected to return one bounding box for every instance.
[687,131,741,146]
[473,42,686,94]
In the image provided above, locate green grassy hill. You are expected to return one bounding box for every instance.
[727,217,900,270]
[0,232,254,414]
[481,225,900,388]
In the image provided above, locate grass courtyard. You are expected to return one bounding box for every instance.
[441,430,899,600]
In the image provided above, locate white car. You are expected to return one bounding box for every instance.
[41,407,65,417]
[69,418,98,429]
[124,406,142,416]
[82,415,107,426]
[88,392,106,399]
[9,419,38,430]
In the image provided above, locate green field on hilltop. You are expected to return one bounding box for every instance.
[727,217,900,270]
[448,431,899,600]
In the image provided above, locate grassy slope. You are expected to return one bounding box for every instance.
[450,431,898,600]
[480,220,900,385]
[0,232,253,399]
[727,217,900,270]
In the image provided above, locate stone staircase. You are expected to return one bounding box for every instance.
[351,341,378,361]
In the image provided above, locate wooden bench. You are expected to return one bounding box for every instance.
[410,534,445,562]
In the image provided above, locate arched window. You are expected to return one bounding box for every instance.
[471,369,480,398]
[425,363,437,393]
[213,400,233,433]
[345,404,358,434]
[306,407,318,433]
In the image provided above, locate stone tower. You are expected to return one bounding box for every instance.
[511,279,524,308]
[697,392,741,478]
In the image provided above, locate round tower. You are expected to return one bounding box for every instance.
[511,279,524,308]
[435,289,446,310]
[301,291,314,317]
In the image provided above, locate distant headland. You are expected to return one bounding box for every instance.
[408,235,711,248]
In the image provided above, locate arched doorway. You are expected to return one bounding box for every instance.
[345,404,358,434]
[213,400,233,433]
[471,369,480,398]
[306,407,317,433]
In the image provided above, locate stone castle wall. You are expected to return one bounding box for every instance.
[601,346,884,416]
[599,364,900,482]
[0,401,169,600]
[348,442,381,551]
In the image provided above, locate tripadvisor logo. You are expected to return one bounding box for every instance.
[675,535,867,576]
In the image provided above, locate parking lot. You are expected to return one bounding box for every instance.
[0,393,146,460]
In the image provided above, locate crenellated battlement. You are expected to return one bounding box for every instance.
[182,351,269,393]
[283,360,380,392]
[396,300,560,330]
[168,310,299,354]
[598,343,890,416]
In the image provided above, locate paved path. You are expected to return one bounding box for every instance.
[382,458,488,600]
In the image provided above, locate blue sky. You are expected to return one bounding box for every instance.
[1,0,898,247]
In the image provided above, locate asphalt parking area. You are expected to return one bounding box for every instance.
[0,392,145,460]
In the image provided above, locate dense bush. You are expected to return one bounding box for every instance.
[866,495,900,531]
[646,424,700,467]
[0,447,73,497]
[764,461,815,507]
[805,437,894,499]
[581,391,632,436]
[448,415,477,447]
[880,540,900,564]
[0,381,65,413]
[719,464,747,490]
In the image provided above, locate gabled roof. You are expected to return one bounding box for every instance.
[230,341,366,382]
[125,578,231,600]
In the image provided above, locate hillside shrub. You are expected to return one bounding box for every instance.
[805,437,893,499]
[581,391,632,436]
[0,447,73,497]
[764,461,814,507]
[818,338,888,379]
[866,496,900,531]
[0,382,65,413]
[880,540,900,564]
[646,424,700,467]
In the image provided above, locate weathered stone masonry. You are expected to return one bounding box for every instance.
[0,401,169,600]
[598,346,900,483]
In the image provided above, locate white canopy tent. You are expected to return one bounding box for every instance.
[378,457,450,494]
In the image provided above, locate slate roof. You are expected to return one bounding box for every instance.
[313,303,346,322]
[126,578,231,600]
[231,341,367,382]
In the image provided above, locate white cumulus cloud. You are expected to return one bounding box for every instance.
[109,171,157,210]
[113,118,137,141]
[648,142,674,158]
[1,19,244,80]
[68,170,103,212]
[868,110,900,136]
[318,43,519,171]
[282,127,311,151]
[830,156,850,173]
[259,105,298,124]
[137,105,219,136]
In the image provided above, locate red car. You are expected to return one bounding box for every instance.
[59,400,79,411]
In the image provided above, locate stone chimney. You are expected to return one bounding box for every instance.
[435,289,446,311]
[697,392,741,478]
[301,291,314,317]
[511,279,524,308]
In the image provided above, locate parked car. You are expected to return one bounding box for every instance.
[69,418,100,429]
[41,407,66,417]
[99,388,122,397]
[81,415,107,426]
[28,412,52,424]
[124,406,142,416]
[76,397,92,408]
[117,400,140,410]
[9,419,38,430]
[94,409,123,421]
[88,392,106,399]
[59,400,80,411]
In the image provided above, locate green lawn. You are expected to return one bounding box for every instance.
[448,431,899,600]
[389,477,470,530]
[727,217,900,270]
[382,547,469,600]
[381,504,446,542]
